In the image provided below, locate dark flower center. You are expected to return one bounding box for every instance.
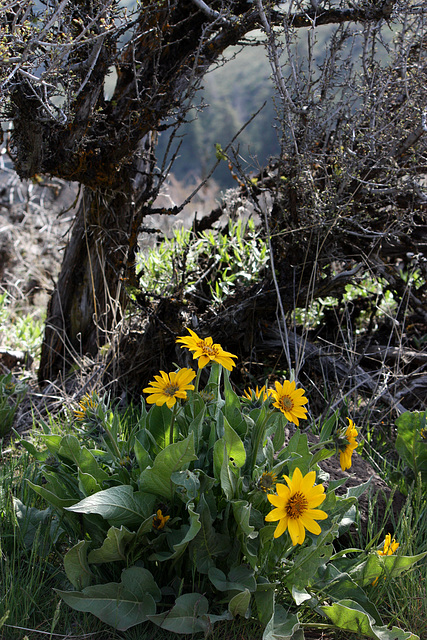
[286,491,308,519]
[280,395,294,411]
[164,383,179,397]
[198,340,219,357]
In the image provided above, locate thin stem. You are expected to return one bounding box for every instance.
[302,623,337,630]
[103,424,122,459]
[309,439,335,451]
[194,367,202,394]
[170,403,179,446]
[249,410,271,471]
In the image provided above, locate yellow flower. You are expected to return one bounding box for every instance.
[265,467,327,545]
[339,418,358,471]
[259,471,277,493]
[152,509,170,530]
[270,380,308,426]
[243,385,272,402]
[74,392,99,422]
[176,328,237,371]
[377,533,399,557]
[372,533,399,585]
[143,368,196,409]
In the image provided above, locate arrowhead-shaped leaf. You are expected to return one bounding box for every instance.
[57,566,160,631]
[88,526,136,563]
[65,485,155,527]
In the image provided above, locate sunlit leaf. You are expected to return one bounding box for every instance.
[228,589,251,617]
[65,485,155,527]
[321,599,419,640]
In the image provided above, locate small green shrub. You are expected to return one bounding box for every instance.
[0,291,44,357]
[135,218,268,306]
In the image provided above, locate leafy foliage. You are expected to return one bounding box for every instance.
[136,217,268,306]
[19,346,424,637]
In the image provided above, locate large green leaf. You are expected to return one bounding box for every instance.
[213,439,236,500]
[13,498,58,549]
[134,437,152,472]
[223,369,246,437]
[184,404,206,451]
[57,566,160,631]
[312,563,381,624]
[65,485,155,527]
[345,477,373,499]
[148,593,210,634]
[253,578,276,627]
[232,500,256,538]
[171,469,200,502]
[283,430,310,474]
[231,499,259,566]
[214,418,246,472]
[318,411,339,442]
[78,471,102,497]
[321,599,419,640]
[271,413,286,452]
[88,526,136,563]
[283,530,334,590]
[147,403,172,449]
[140,434,197,499]
[40,434,62,456]
[349,551,427,588]
[64,540,93,589]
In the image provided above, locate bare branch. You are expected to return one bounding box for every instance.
[190,0,237,25]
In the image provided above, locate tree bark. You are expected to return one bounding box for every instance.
[38,136,156,382]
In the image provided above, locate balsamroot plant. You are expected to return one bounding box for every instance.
[19,331,425,638]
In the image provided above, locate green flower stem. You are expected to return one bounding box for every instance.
[302,624,336,630]
[309,439,335,451]
[249,410,271,470]
[194,368,202,394]
[170,403,179,446]
[103,426,122,459]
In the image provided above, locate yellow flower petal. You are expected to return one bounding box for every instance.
[273,516,289,538]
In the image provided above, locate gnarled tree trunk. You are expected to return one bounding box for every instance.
[38,138,156,381]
